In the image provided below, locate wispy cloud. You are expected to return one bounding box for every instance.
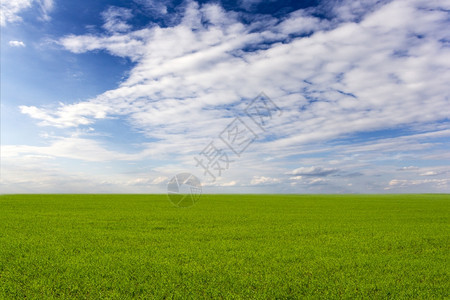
[1,0,54,26]
[6,0,450,193]
[386,178,449,190]
[288,167,339,177]
[133,0,170,16]
[101,6,134,33]
[37,0,53,21]
[238,0,267,11]
[1,0,33,26]
[19,102,109,127]
[250,176,281,185]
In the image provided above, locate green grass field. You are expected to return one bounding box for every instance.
[0,194,448,299]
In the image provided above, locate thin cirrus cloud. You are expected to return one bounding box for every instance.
[101,6,134,33]
[133,0,171,16]
[289,167,339,177]
[4,0,450,193]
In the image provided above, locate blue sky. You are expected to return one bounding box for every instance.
[1,0,449,194]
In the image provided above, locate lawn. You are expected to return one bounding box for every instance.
[0,194,448,299]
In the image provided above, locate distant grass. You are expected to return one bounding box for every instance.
[0,194,448,299]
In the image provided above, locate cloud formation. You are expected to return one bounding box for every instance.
[1,0,53,26]
[4,0,450,193]
[26,0,450,142]
[289,167,339,177]
[102,6,134,33]
[9,40,26,47]
[1,0,32,26]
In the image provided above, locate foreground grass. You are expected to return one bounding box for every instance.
[0,194,448,299]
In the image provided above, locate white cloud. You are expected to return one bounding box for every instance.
[386,178,449,190]
[59,29,149,61]
[1,0,32,26]
[102,6,133,33]
[47,0,449,151]
[398,166,419,171]
[289,166,338,177]
[220,180,237,187]
[125,176,169,185]
[152,176,168,184]
[309,178,327,185]
[9,40,26,47]
[37,0,53,21]
[322,0,391,23]
[2,137,138,162]
[277,10,330,35]
[0,154,168,194]
[420,171,439,176]
[10,0,450,193]
[419,169,448,176]
[19,101,110,127]
[133,0,169,15]
[1,0,54,26]
[250,176,280,185]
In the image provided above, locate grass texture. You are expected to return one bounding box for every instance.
[0,194,448,299]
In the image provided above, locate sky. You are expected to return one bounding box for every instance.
[1,0,449,194]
